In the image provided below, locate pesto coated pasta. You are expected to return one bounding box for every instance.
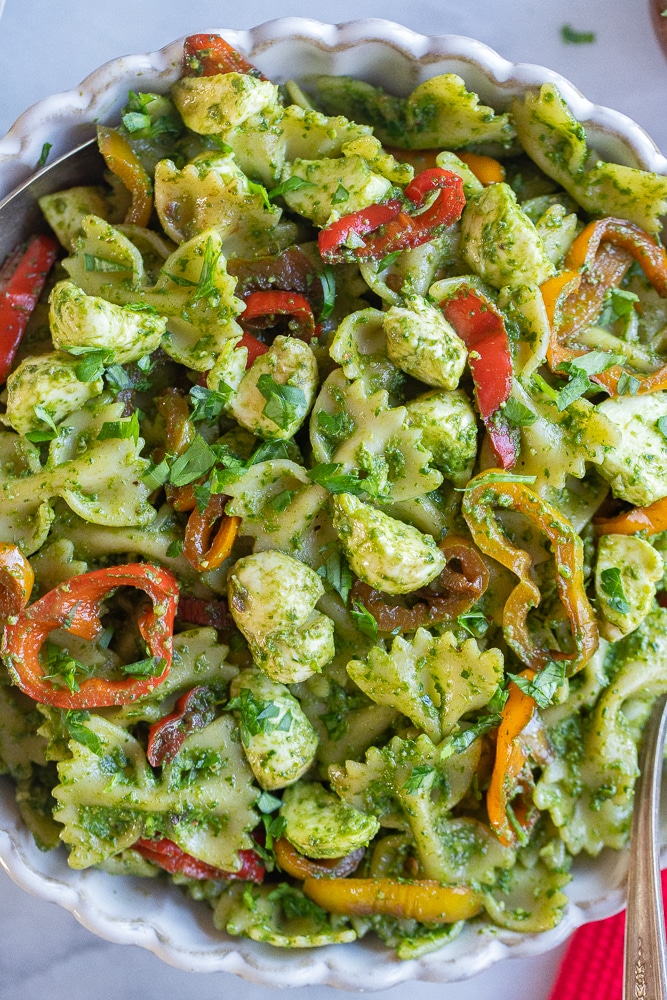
[2,31,667,958]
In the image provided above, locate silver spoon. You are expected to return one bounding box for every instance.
[623,692,667,999]
[0,137,102,260]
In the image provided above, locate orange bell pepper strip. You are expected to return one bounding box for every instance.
[97,126,153,227]
[457,152,505,186]
[542,217,667,394]
[182,33,266,79]
[0,543,34,620]
[594,496,667,536]
[462,473,598,673]
[274,838,364,880]
[486,672,540,847]
[0,563,178,709]
[303,878,484,923]
[183,492,241,573]
[0,234,59,385]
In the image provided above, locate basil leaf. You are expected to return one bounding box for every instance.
[402,765,437,793]
[97,410,140,443]
[33,404,58,434]
[331,183,349,204]
[600,566,631,615]
[142,457,171,490]
[316,409,354,443]
[256,374,307,430]
[349,601,379,641]
[318,265,336,321]
[169,435,217,487]
[555,371,592,410]
[105,364,134,392]
[67,346,114,382]
[503,397,537,427]
[317,545,353,605]
[120,656,166,678]
[83,253,129,273]
[617,372,641,396]
[456,610,489,637]
[376,250,402,271]
[440,714,502,760]
[62,710,103,755]
[256,790,282,813]
[189,384,231,422]
[512,660,567,709]
[268,176,316,200]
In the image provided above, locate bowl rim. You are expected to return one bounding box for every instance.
[0,17,665,990]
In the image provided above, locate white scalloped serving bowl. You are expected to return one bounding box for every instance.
[1,18,667,990]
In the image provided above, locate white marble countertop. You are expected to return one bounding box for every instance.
[0,1,665,998]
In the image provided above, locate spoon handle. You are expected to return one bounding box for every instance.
[623,692,667,1000]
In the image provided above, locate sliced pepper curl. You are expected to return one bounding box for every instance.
[456,152,505,186]
[184,493,241,573]
[594,496,667,536]
[0,543,34,622]
[1,563,178,709]
[462,474,598,673]
[134,837,265,882]
[441,288,516,468]
[146,685,218,766]
[318,168,465,265]
[156,388,195,457]
[274,838,365,880]
[240,290,318,342]
[175,595,234,631]
[303,877,484,923]
[486,672,541,848]
[97,126,153,228]
[350,534,489,633]
[182,33,266,79]
[542,217,667,394]
[0,234,59,385]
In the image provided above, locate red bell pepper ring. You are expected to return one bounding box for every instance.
[442,288,517,469]
[134,837,265,883]
[147,686,218,766]
[240,289,318,341]
[318,168,465,265]
[1,563,178,709]
[0,234,59,385]
[182,33,266,80]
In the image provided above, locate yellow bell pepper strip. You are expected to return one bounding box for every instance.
[462,473,598,673]
[1,563,178,709]
[303,878,484,923]
[0,234,59,385]
[0,543,34,621]
[594,496,667,536]
[542,217,667,394]
[441,289,516,468]
[486,672,540,847]
[146,685,217,766]
[274,838,365,880]
[97,126,153,227]
[135,837,265,882]
[457,151,505,185]
[318,168,465,265]
[183,492,241,573]
[350,534,489,632]
[182,33,267,80]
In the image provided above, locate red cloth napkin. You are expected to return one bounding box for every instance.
[548,868,667,1000]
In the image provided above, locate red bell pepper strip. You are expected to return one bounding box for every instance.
[182,33,266,79]
[239,330,269,367]
[318,168,465,265]
[134,837,265,883]
[240,290,318,341]
[0,234,58,385]
[1,563,178,709]
[442,288,516,468]
[146,686,218,766]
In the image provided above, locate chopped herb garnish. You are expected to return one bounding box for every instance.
[503,397,537,427]
[376,250,402,272]
[462,472,537,490]
[33,404,58,435]
[142,457,171,490]
[599,287,640,325]
[402,765,438,793]
[317,545,353,604]
[561,24,596,44]
[120,656,166,678]
[307,461,388,499]
[256,790,282,813]
[169,435,217,487]
[331,183,349,204]
[227,688,290,740]
[67,346,114,382]
[192,483,212,513]
[165,539,183,559]
[105,364,134,393]
[97,410,140,443]
[62,710,103,755]
[512,661,567,709]
[316,409,354,443]
[318,265,336,320]
[262,813,287,850]
[271,489,297,512]
[247,179,272,211]
[599,567,631,615]
[616,371,641,396]
[189,383,231,422]
[267,176,316,200]
[36,142,52,169]
[658,415,667,442]
[456,610,489,637]
[256,374,308,431]
[349,601,379,641]
[43,644,92,693]
[83,253,129,273]
[440,714,502,760]
[555,351,625,410]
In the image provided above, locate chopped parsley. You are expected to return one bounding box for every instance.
[502,396,537,427]
[512,660,567,709]
[97,410,140,443]
[169,435,217,487]
[189,383,232,422]
[555,350,626,410]
[267,176,316,200]
[599,567,631,615]
[349,601,379,641]
[62,710,103,755]
[256,374,308,430]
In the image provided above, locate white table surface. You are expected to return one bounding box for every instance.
[0,1,665,997]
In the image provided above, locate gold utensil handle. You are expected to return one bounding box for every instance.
[623,692,667,999]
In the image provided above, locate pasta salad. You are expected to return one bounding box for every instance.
[1,32,667,958]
